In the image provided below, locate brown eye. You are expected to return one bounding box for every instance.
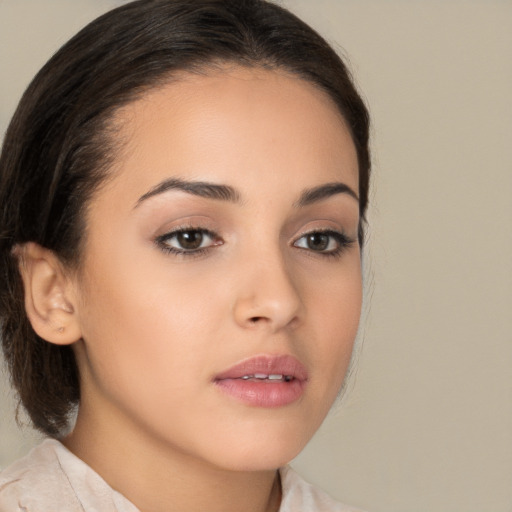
[176,230,204,250]
[305,233,329,252]
[293,230,353,255]
[157,228,221,254]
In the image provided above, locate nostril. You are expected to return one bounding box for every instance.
[249,316,264,323]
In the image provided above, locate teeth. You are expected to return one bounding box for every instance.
[239,374,293,381]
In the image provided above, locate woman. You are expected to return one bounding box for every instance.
[0,0,370,510]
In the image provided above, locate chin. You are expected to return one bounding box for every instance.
[215,449,302,473]
[203,423,316,472]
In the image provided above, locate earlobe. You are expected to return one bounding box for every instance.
[15,242,82,345]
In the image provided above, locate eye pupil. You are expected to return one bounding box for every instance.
[177,230,203,250]
[307,233,329,251]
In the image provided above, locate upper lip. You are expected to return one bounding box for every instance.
[214,354,308,381]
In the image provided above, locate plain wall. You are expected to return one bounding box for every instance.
[1,1,511,511]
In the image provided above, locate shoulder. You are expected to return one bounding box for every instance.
[279,466,365,512]
[0,439,82,511]
[0,439,139,512]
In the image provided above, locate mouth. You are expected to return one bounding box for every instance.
[214,355,308,407]
[239,374,294,382]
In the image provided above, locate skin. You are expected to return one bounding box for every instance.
[24,67,362,512]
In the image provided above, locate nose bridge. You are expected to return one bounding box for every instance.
[233,240,303,331]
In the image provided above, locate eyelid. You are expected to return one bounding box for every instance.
[153,220,356,259]
[292,228,356,257]
[155,226,223,256]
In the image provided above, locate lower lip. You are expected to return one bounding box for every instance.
[214,378,305,407]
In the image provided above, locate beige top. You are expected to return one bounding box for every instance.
[0,440,363,511]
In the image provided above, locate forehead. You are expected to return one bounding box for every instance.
[101,66,359,206]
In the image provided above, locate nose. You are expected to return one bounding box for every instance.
[232,249,303,332]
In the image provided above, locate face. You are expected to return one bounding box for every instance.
[70,67,362,471]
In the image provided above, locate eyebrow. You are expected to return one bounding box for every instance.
[135,178,358,208]
[135,177,241,207]
[294,182,359,207]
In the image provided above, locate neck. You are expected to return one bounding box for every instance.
[64,405,282,512]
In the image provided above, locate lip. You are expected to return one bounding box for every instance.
[214,355,308,408]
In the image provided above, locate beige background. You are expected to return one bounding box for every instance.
[1,1,511,511]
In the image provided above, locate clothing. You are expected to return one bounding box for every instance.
[0,439,363,511]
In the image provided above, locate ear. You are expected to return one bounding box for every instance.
[15,242,82,345]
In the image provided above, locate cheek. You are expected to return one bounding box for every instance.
[305,257,362,387]
[75,244,224,397]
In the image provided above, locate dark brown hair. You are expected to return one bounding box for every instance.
[0,0,370,436]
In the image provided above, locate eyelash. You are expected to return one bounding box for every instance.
[155,227,355,259]
[293,229,355,259]
[155,227,220,258]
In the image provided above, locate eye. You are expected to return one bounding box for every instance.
[293,230,354,256]
[156,228,222,255]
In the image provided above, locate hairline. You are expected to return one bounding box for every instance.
[71,60,362,270]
